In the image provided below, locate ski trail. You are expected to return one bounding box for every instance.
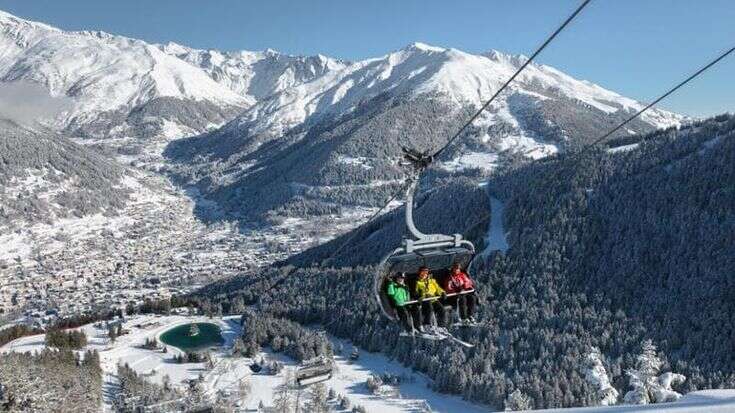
[480,185,509,256]
[100,363,120,412]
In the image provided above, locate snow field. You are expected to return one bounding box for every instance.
[1,314,489,412]
[477,182,509,257]
[528,389,735,413]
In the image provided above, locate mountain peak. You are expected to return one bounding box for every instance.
[404,42,446,53]
[264,47,281,56]
[0,9,58,31]
[484,49,530,67]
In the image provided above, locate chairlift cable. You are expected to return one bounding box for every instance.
[430,0,593,160]
[580,45,735,153]
[323,179,412,265]
[321,1,591,264]
[529,45,735,194]
[269,45,735,301]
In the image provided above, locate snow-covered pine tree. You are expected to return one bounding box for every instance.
[624,339,661,404]
[340,394,352,410]
[624,339,686,404]
[583,346,619,405]
[652,372,687,403]
[366,375,383,394]
[238,377,251,398]
[305,382,329,413]
[273,371,295,413]
[505,389,532,411]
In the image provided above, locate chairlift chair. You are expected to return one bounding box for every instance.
[374,171,477,322]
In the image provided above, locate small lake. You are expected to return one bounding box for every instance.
[159,322,224,352]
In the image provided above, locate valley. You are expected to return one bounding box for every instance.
[0,6,733,413]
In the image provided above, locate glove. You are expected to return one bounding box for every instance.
[440,292,447,300]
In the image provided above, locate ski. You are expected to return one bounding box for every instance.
[400,330,446,341]
[443,334,474,348]
[417,332,447,341]
[399,326,474,347]
[451,321,480,328]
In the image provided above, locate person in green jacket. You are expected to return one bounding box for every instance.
[386,273,419,335]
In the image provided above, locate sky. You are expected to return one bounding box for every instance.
[2,0,734,117]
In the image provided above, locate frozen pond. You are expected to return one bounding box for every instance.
[159,322,224,352]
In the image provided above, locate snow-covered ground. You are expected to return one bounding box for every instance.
[479,183,509,257]
[607,143,641,153]
[442,151,500,172]
[3,314,735,412]
[0,313,229,411]
[0,314,486,412]
[324,334,487,413]
[530,390,735,412]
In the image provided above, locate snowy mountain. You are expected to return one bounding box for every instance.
[0,10,249,140]
[165,42,684,223]
[222,42,681,144]
[158,42,348,102]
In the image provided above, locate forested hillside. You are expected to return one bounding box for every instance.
[0,348,102,412]
[193,114,735,410]
[0,120,131,229]
[163,42,681,226]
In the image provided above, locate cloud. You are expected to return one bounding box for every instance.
[0,81,74,126]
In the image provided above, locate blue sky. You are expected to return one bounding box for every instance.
[2,0,734,117]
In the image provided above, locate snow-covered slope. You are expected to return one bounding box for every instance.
[1,314,489,413]
[0,9,249,139]
[530,390,735,412]
[221,42,682,144]
[158,42,348,102]
[165,42,685,224]
[0,119,131,231]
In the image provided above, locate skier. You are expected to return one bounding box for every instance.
[443,263,478,324]
[414,266,447,333]
[386,273,419,336]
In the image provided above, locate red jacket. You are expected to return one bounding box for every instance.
[443,271,474,293]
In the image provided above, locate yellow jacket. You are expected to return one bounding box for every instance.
[415,277,445,299]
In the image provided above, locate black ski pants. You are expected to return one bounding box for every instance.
[446,292,477,320]
[418,300,446,327]
[395,305,419,332]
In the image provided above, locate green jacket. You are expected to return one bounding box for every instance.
[386,281,411,307]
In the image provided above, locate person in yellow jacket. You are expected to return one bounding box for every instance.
[414,266,447,333]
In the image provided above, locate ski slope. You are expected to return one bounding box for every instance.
[323,335,487,413]
[531,390,735,412]
[479,182,510,256]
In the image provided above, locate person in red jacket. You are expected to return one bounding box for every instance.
[442,263,478,323]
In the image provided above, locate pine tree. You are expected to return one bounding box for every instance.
[305,383,329,413]
[108,325,117,343]
[340,395,352,410]
[505,389,532,411]
[583,347,619,405]
[624,339,686,404]
[273,371,295,413]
